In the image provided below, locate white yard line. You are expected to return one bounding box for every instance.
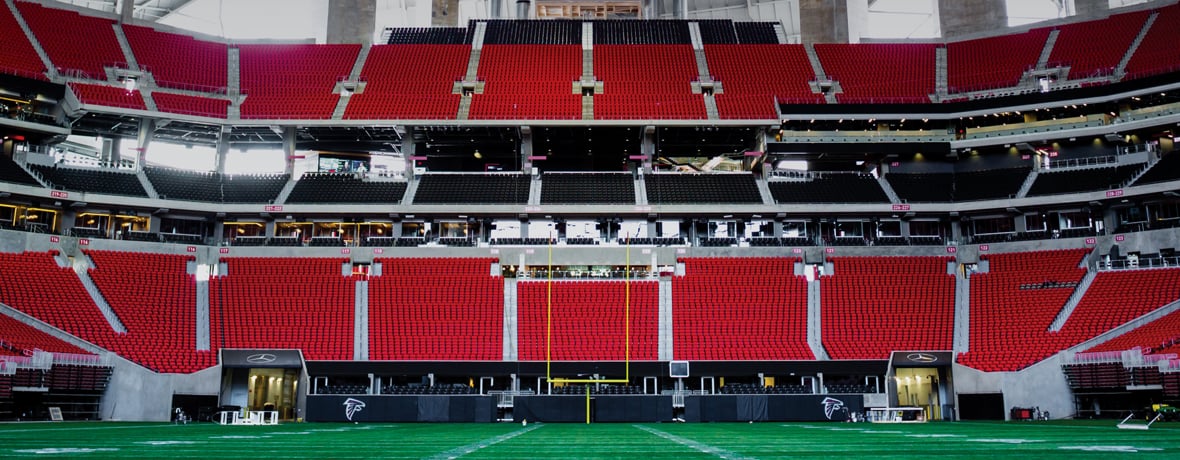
[632,425,757,460]
[425,424,542,460]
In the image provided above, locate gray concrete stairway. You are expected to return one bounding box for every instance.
[503,278,518,361]
[71,253,127,334]
[354,279,368,360]
[1036,29,1060,70]
[658,277,672,361]
[227,47,241,119]
[1115,11,1158,78]
[6,0,56,79]
[806,277,829,360]
[1049,268,1097,332]
[952,270,971,354]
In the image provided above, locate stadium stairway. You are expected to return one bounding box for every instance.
[1016,169,1039,198]
[934,47,948,98]
[953,266,971,354]
[5,0,55,79]
[273,175,299,204]
[134,169,159,199]
[1035,29,1060,70]
[227,47,240,119]
[70,253,126,334]
[503,277,517,361]
[354,278,368,360]
[1115,10,1158,78]
[633,175,647,206]
[876,174,901,203]
[806,273,829,360]
[331,42,372,120]
[658,277,672,361]
[1049,267,1098,331]
[1123,149,1164,187]
[195,259,210,351]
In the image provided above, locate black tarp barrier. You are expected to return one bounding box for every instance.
[594,396,672,422]
[306,396,495,422]
[736,395,768,421]
[513,396,585,422]
[688,394,864,422]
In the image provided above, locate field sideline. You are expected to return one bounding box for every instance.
[0,420,1176,458]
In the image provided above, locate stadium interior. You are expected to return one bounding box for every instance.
[0,0,1179,425]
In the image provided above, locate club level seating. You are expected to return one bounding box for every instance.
[382,384,475,395]
[735,22,780,44]
[747,237,812,247]
[122,24,227,91]
[0,251,121,355]
[385,27,470,45]
[673,257,812,360]
[145,167,287,203]
[594,45,704,119]
[593,20,691,45]
[769,174,888,203]
[814,43,936,103]
[697,19,738,44]
[237,44,359,119]
[1132,151,1180,185]
[481,20,581,45]
[821,257,955,359]
[368,258,502,360]
[1049,10,1149,79]
[518,280,659,361]
[0,155,41,186]
[699,237,737,247]
[222,173,288,203]
[470,45,582,120]
[28,165,146,197]
[46,364,111,392]
[344,45,468,120]
[85,250,214,373]
[887,167,1030,203]
[0,314,90,356]
[646,173,762,204]
[16,1,126,79]
[210,258,355,361]
[0,3,47,79]
[705,44,824,119]
[286,172,406,203]
[1063,362,1129,389]
[957,249,1090,371]
[68,83,146,110]
[1124,4,1180,79]
[151,93,230,118]
[947,29,1049,93]
[540,172,635,204]
[1026,165,1141,196]
[413,174,530,204]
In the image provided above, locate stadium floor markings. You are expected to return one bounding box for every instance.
[633,424,758,460]
[424,423,542,460]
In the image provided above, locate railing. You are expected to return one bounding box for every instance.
[1047,155,1116,169]
[1099,256,1180,271]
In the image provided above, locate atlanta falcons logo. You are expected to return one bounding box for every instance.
[343,398,366,421]
[821,397,845,420]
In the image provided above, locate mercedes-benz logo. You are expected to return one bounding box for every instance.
[906,353,939,363]
[246,353,277,364]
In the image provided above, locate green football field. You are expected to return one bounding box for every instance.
[0,420,1176,458]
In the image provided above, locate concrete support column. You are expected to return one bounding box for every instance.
[939,0,1006,39]
[799,0,850,44]
[136,119,154,168]
[402,126,416,181]
[119,0,134,23]
[327,0,377,44]
[283,127,297,176]
[1074,0,1108,18]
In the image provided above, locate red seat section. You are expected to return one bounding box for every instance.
[947,29,1048,93]
[814,43,936,103]
[1082,269,1180,354]
[821,256,955,359]
[152,92,230,118]
[0,251,119,351]
[122,24,228,91]
[958,249,1089,371]
[0,314,90,356]
[345,45,468,120]
[470,45,581,120]
[673,257,812,361]
[1049,11,1149,80]
[238,44,358,119]
[16,1,126,79]
[518,280,658,361]
[705,44,823,119]
[368,258,503,360]
[594,45,705,119]
[0,3,47,79]
[210,257,355,360]
[68,83,147,110]
[1124,4,1180,79]
[85,250,214,373]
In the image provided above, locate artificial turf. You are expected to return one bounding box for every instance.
[0,420,1176,458]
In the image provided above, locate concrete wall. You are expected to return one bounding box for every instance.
[327,0,377,44]
[799,0,848,44]
[101,357,221,422]
[951,355,1074,420]
[938,0,1006,38]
